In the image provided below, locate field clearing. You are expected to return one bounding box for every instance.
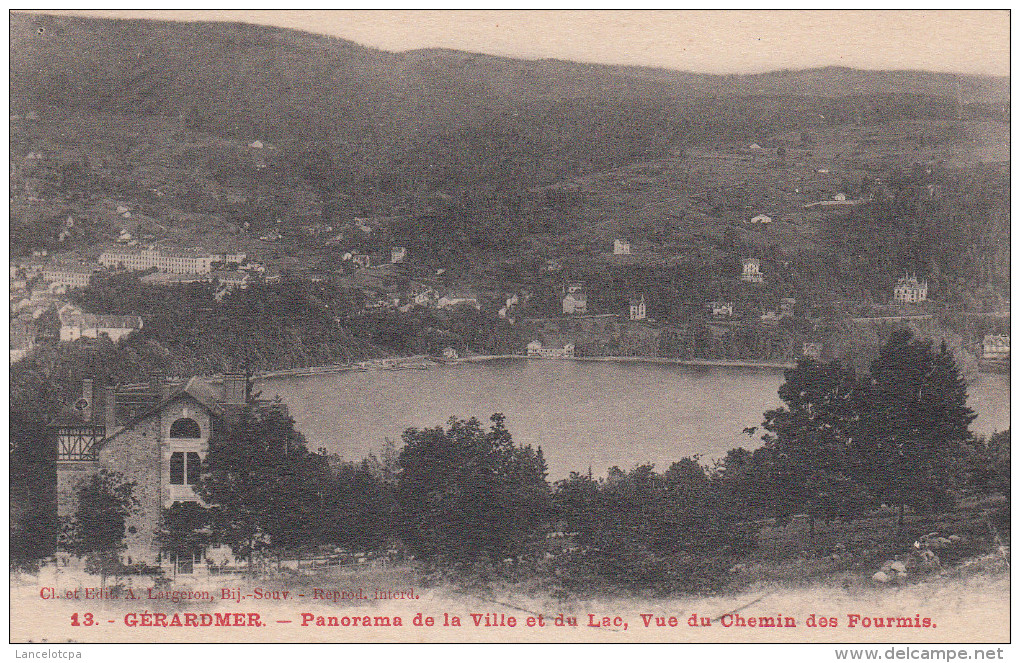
[12,498,1009,644]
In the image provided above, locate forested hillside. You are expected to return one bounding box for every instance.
[10,12,1009,259]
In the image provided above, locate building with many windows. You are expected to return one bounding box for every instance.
[41,263,102,288]
[98,247,246,275]
[526,340,576,358]
[741,258,764,283]
[58,307,143,342]
[982,334,1010,361]
[629,295,647,321]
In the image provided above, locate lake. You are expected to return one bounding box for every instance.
[261,360,1010,480]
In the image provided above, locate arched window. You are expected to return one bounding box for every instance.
[169,417,201,438]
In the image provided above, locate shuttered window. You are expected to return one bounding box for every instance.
[170,452,185,484]
[186,452,201,485]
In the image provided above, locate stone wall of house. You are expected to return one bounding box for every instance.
[98,417,162,565]
[56,461,97,521]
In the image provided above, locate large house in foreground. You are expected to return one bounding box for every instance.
[53,374,284,573]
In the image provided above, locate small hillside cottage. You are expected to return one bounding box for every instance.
[629,295,647,321]
[983,335,1010,361]
[562,292,588,315]
[438,292,481,310]
[52,374,285,574]
[802,342,824,360]
[708,301,734,317]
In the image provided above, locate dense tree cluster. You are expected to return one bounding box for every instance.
[69,274,520,372]
[396,415,552,566]
[720,329,979,530]
[554,461,757,593]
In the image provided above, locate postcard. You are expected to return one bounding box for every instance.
[8,9,1010,649]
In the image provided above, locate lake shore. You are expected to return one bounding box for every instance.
[428,354,793,370]
[256,354,794,381]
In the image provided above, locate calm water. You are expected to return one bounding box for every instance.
[261,360,1010,480]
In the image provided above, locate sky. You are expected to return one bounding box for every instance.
[39,10,1010,76]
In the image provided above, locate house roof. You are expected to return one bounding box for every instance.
[97,377,226,449]
[441,291,479,300]
[48,407,95,428]
[61,312,144,330]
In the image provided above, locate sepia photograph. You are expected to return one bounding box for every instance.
[7,8,1011,652]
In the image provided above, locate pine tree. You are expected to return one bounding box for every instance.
[859,330,976,525]
[760,358,871,529]
[63,470,137,577]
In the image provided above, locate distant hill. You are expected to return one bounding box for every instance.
[9,12,1010,258]
[12,13,1009,117]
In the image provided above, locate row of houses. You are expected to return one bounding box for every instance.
[327,246,411,270]
[707,297,797,320]
[524,336,825,361]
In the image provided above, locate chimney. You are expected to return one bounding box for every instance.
[104,385,117,433]
[81,378,94,423]
[148,370,170,400]
[223,372,246,406]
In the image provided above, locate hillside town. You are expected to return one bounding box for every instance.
[11,230,1010,373]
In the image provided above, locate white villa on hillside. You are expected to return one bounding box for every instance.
[893,274,928,304]
[629,295,647,321]
[741,258,764,284]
